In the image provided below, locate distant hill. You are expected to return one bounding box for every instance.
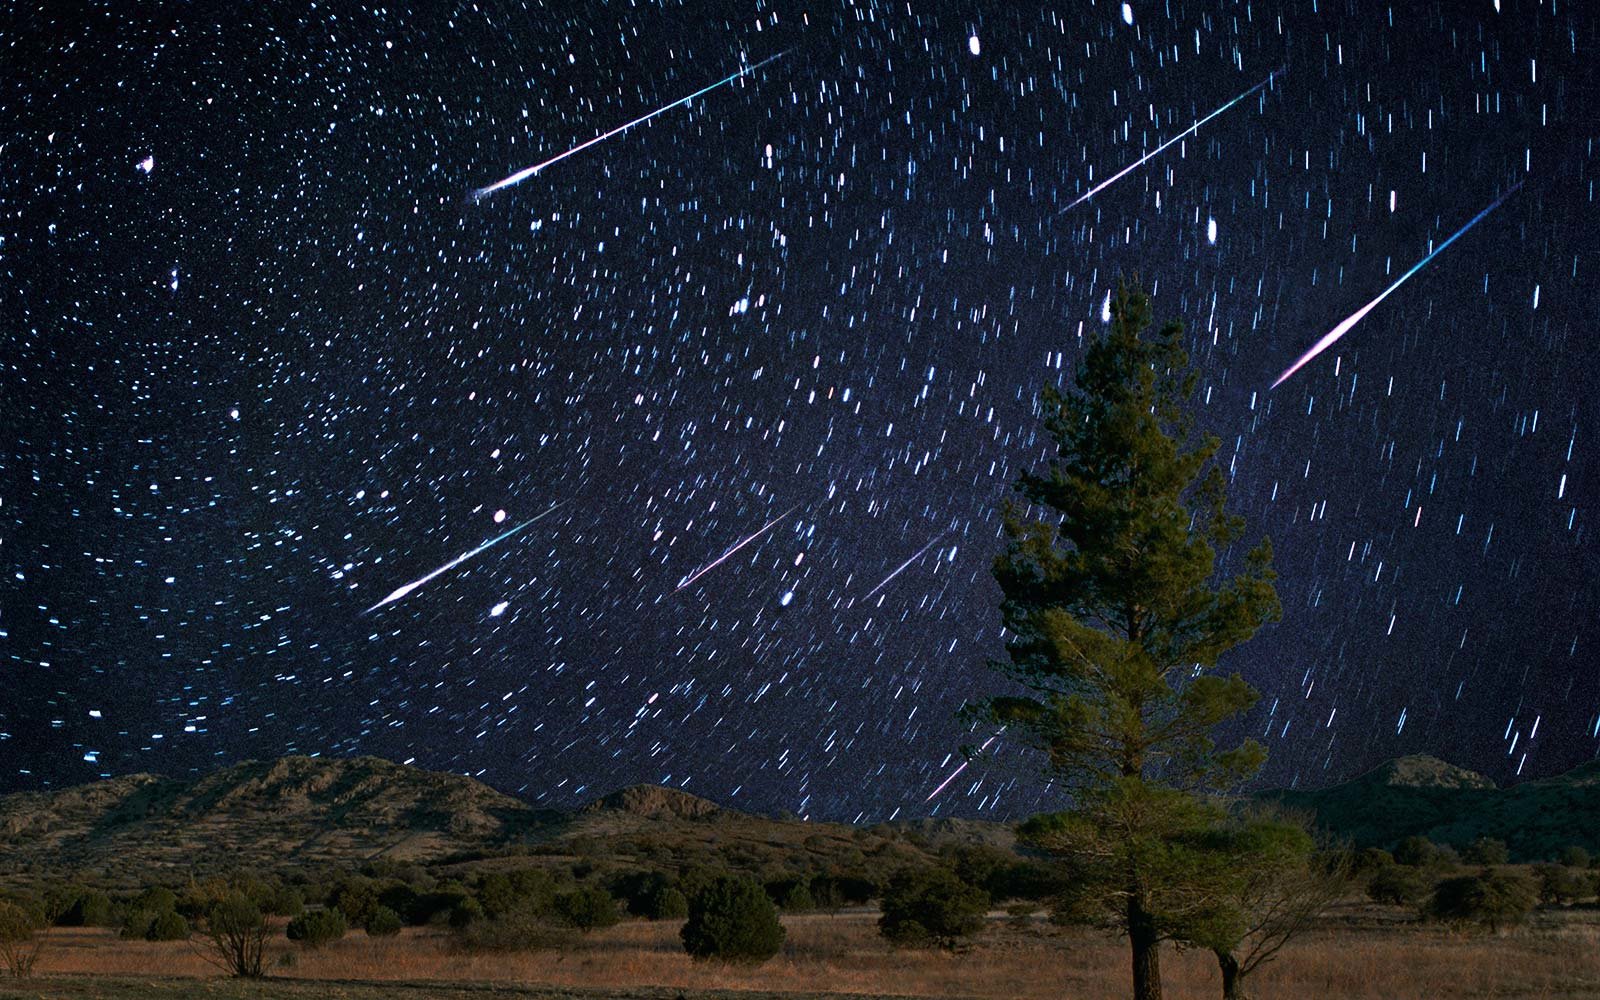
[0,756,958,887]
[1269,754,1600,861]
[7,752,1596,887]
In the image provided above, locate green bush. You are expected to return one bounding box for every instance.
[1559,845,1591,869]
[1351,847,1396,878]
[812,873,877,908]
[1533,863,1589,905]
[134,888,178,914]
[204,894,267,978]
[448,898,485,929]
[263,886,304,918]
[680,875,785,964]
[121,909,159,940]
[365,906,404,937]
[476,870,555,920]
[555,887,618,932]
[61,890,113,927]
[878,867,989,949]
[642,885,689,920]
[1460,837,1509,866]
[1427,871,1536,931]
[1392,836,1439,868]
[148,910,190,941]
[1366,864,1428,906]
[0,900,44,976]
[767,877,815,913]
[286,908,347,948]
[328,879,381,925]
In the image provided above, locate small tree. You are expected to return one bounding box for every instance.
[1174,815,1343,1000]
[681,875,785,963]
[878,867,989,950]
[1460,837,1509,866]
[642,885,689,920]
[970,283,1280,1000]
[200,894,267,978]
[1533,864,1589,906]
[1366,865,1428,906]
[554,887,619,932]
[0,901,43,977]
[286,908,348,948]
[1558,846,1590,869]
[1427,871,1536,932]
[364,906,404,937]
[61,890,113,927]
[1391,836,1439,868]
[148,911,190,941]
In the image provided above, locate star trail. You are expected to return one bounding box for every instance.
[2,1,1595,821]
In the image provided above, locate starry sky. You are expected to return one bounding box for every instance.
[3,1,1595,822]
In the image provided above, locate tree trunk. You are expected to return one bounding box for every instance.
[1127,892,1162,1000]
[1216,949,1247,1000]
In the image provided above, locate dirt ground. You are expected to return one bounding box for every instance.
[5,905,1599,1000]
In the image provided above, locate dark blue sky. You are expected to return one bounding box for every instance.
[3,0,1595,820]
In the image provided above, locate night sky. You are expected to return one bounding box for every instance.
[3,1,1596,822]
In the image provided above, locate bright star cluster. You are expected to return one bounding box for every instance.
[1,1,1593,820]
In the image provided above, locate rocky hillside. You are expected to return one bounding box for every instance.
[0,756,954,887]
[1270,755,1600,860]
[0,755,562,882]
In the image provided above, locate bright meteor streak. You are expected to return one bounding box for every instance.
[1060,68,1282,214]
[925,730,1004,804]
[363,503,562,614]
[1272,181,1523,388]
[858,530,950,604]
[472,51,788,200]
[674,504,798,593]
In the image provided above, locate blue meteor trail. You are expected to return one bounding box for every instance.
[857,529,950,604]
[363,503,562,614]
[1272,182,1524,388]
[472,51,788,200]
[924,730,1004,804]
[1060,68,1282,214]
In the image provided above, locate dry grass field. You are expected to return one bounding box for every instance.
[5,905,1598,1000]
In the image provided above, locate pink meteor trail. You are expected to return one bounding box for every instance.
[858,529,950,604]
[472,51,788,199]
[1060,68,1282,214]
[1272,182,1524,389]
[674,504,798,593]
[925,731,1003,804]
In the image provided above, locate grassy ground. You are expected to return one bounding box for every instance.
[4,906,1599,1000]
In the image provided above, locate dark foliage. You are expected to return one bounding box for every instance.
[680,875,785,964]
[878,867,989,949]
[286,908,348,948]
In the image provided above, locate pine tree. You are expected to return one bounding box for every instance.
[972,283,1280,1000]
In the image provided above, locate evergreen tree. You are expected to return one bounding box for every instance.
[971,283,1280,1000]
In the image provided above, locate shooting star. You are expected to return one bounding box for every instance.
[925,730,1004,804]
[674,504,798,593]
[472,50,788,200]
[363,503,562,614]
[1272,181,1524,388]
[858,530,950,604]
[1060,68,1282,214]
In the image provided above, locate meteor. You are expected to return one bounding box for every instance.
[1271,181,1523,388]
[362,503,562,614]
[674,504,798,593]
[472,50,789,200]
[858,529,950,604]
[1060,68,1282,214]
[925,730,1003,804]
